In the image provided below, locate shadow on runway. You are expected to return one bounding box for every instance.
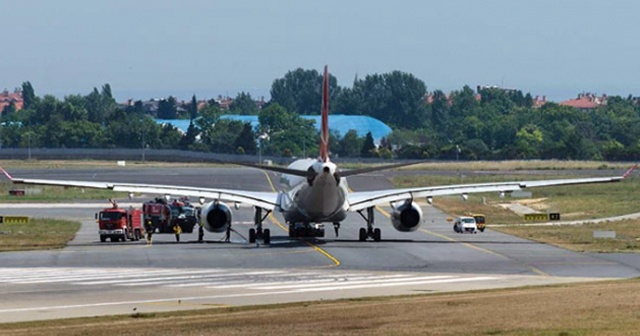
[69,236,540,248]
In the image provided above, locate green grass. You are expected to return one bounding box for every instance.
[0,182,128,202]
[2,279,640,335]
[392,173,640,222]
[392,172,640,252]
[0,218,81,252]
[494,220,640,253]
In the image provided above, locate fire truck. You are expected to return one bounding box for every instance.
[142,198,198,234]
[96,200,144,242]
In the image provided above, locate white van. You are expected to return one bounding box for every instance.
[453,216,477,234]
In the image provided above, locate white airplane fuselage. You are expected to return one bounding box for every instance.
[279,158,349,224]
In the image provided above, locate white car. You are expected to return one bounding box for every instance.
[453,216,477,234]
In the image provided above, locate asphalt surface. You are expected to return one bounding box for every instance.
[0,166,639,323]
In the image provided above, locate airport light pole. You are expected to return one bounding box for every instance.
[258,133,269,164]
[26,131,32,160]
[141,119,147,162]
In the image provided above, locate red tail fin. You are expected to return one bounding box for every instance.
[319,65,330,162]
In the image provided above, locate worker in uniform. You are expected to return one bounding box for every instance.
[173,223,182,242]
[145,220,154,245]
[198,222,204,242]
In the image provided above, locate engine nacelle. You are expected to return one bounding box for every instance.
[390,200,423,232]
[200,201,232,233]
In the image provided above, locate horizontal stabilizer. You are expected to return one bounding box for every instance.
[339,161,426,177]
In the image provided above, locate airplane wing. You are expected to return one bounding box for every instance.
[0,168,278,210]
[347,165,637,211]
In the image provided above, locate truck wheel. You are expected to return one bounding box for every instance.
[100,236,106,243]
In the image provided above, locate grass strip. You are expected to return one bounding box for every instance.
[1,279,639,335]
[0,218,80,252]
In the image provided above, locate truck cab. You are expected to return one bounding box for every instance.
[453,216,477,234]
[465,213,486,232]
[97,206,143,242]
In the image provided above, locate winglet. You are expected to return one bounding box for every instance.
[0,166,14,181]
[319,65,330,163]
[622,164,638,179]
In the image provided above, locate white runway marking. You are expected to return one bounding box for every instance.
[0,267,501,315]
[0,268,498,290]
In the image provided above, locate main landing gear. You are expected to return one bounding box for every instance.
[249,207,272,244]
[356,206,381,242]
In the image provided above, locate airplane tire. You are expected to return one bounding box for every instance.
[373,228,381,242]
[249,228,256,243]
[358,228,367,241]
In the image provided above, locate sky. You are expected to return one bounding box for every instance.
[1,0,639,102]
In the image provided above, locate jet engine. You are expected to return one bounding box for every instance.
[390,200,423,232]
[200,201,232,233]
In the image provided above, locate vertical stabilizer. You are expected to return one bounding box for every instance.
[319,65,330,162]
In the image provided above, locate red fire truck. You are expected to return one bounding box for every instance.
[96,200,144,242]
[142,198,198,234]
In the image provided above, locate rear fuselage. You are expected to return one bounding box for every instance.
[278,159,349,224]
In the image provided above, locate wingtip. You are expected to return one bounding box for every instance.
[0,166,13,181]
[622,164,638,179]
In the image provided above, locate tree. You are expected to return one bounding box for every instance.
[21,81,37,110]
[206,119,245,153]
[430,90,450,134]
[157,96,178,119]
[360,132,376,157]
[189,95,199,121]
[258,103,317,156]
[355,71,427,129]
[258,103,292,134]
[337,130,363,157]
[270,68,340,115]
[234,123,257,154]
[86,85,117,124]
[515,124,543,159]
[179,121,199,150]
[229,92,259,115]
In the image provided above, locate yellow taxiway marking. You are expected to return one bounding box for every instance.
[260,170,341,268]
[374,205,549,277]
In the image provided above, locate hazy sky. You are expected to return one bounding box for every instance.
[2,0,639,102]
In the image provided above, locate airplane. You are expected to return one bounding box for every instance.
[0,66,637,244]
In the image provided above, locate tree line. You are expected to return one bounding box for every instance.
[2,69,640,161]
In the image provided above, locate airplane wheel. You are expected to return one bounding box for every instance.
[358,228,367,241]
[249,228,256,243]
[263,229,271,245]
[288,224,296,238]
[373,228,381,242]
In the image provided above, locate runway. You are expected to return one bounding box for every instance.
[0,166,639,323]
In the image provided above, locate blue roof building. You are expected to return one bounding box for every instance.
[156,114,392,144]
